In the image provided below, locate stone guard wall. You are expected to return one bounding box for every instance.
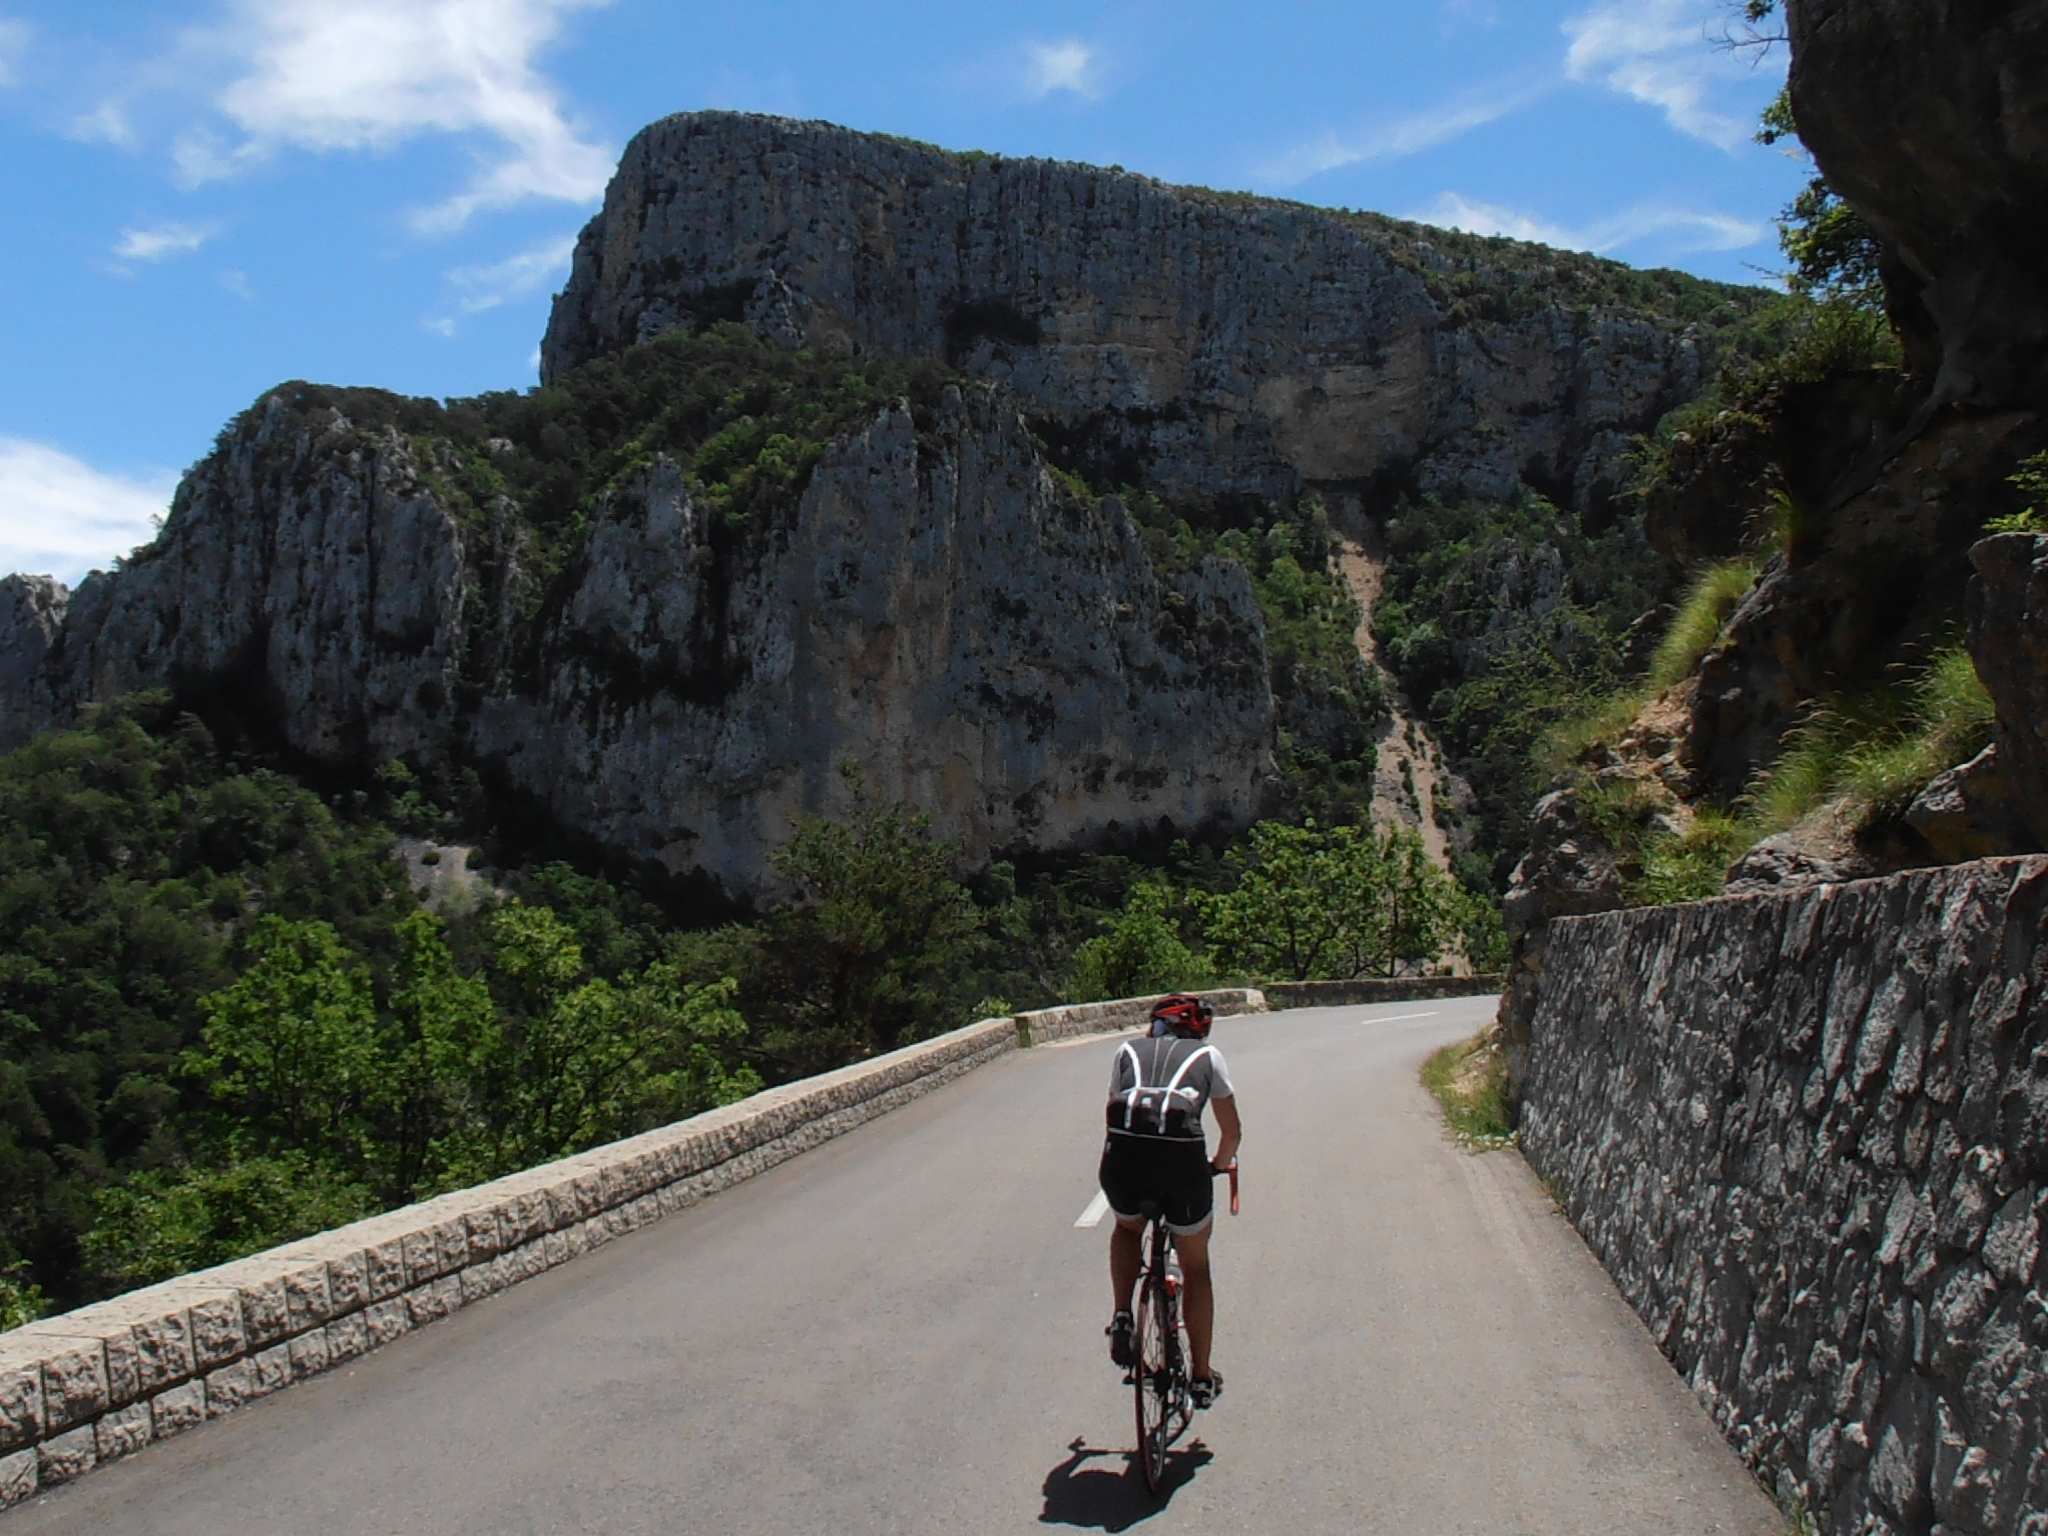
[1521,857,2048,1536]
[0,987,1264,1508]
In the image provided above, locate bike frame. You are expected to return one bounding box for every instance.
[1131,1162,1237,1494]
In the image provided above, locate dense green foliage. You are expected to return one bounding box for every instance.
[1196,820,1461,982]
[1989,452,2048,535]
[1061,819,1487,994]
[0,701,765,1309]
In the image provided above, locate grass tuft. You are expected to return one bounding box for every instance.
[1747,643,1994,831]
[1421,1033,1517,1150]
[1647,556,1761,690]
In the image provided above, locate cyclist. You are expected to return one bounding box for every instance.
[1100,993,1241,1409]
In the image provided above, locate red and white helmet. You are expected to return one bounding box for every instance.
[1149,993,1215,1040]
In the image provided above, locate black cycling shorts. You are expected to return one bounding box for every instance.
[1099,1133,1214,1234]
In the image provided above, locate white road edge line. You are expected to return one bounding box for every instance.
[1074,1189,1112,1229]
[1362,1010,1441,1023]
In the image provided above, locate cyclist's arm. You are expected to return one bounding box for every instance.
[1210,1093,1242,1171]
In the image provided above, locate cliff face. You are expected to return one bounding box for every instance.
[2,383,1274,898]
[1789,0,2048,410]
[543,113,1745,514]
[472,387,1274,890]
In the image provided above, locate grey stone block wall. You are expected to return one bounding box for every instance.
[1521,856,2048,1536]
[0,986,1260,1509]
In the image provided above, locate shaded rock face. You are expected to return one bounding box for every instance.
[1685,410,2043,799]
[0,576,67,728]
[473,388,1276,890]
[1966,532,2048,849]
[1,386,1275,898]
[1522,857,2048,1536]
[1789,0,2048,410]
[544,112,1717,512]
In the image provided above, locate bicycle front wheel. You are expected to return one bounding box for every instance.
[1133,1269,1175,1493]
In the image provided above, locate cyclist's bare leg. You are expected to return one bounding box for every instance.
[1109,1215,1143,1311]
[1176,1223,1216,1379]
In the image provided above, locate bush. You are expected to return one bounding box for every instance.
[1064,883,1213,1002]
[80,1154,374,1295]
[1649,558,1761,689]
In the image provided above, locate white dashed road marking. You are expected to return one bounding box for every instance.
[1074,1189,1112,1228]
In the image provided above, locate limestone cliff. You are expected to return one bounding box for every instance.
[1,378,1274,899]
[1789,0,2048,412]
[543,112,1758,514]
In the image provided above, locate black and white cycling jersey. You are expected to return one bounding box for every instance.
[1105,1028,1236,1141]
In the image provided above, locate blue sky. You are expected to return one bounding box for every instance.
[0,0,1797,582]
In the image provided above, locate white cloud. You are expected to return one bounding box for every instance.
[1408,191,1767,255]
[1258,80,1550,187]
[0,439,174,583]
[114,221,214,262]
[1022,38,1102,101]
[188,0,615,230]
[1563,0,1754,150]
[69,102,139,146]
[428,231,575,334]
[0,17,29,88]
[220,268,253,299]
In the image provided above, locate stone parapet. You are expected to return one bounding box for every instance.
[1259,976,1500,1010]
[1521,856,2048,1536]
[0,985,1259,1508]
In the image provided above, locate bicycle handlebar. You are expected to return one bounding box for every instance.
[1214,1160,1239,1216]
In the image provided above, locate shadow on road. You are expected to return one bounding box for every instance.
[1039,1436,1214,1530]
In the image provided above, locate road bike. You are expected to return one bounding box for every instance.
[1128,1162,1239,1494]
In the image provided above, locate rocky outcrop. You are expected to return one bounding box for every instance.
[1,384,1275,898]
[0,577,67,734]
[1523,857,2048,1536]
[1788,0,2048,409]
[1684,409,2041,800]
[1965,532,2048,850]
[544,112,1741,512]
[1496,786,1625,1064]
[4,396,475,762]
[471,386,1275,891]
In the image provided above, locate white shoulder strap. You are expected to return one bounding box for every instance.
[1162,1044,1214,1099]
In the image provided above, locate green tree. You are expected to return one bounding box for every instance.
[1199,821,1463,982]
[754,769,982,1067]
[375,909,497,1200]
[187,917,379,1165]
[1757,88,1885,311]
[1064,882,1213,1002]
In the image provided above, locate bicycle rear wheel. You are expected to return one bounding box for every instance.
[1133,1264,1175,1493]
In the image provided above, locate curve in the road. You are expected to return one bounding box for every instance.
[0,1000,1780,1536]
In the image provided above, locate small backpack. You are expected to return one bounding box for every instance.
[1106,1036,1214,1139]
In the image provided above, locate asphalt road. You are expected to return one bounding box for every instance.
[1,1000,1781,1535]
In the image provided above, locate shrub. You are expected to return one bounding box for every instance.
[1064,883,1213,1003]
[80,1154,374,1295]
